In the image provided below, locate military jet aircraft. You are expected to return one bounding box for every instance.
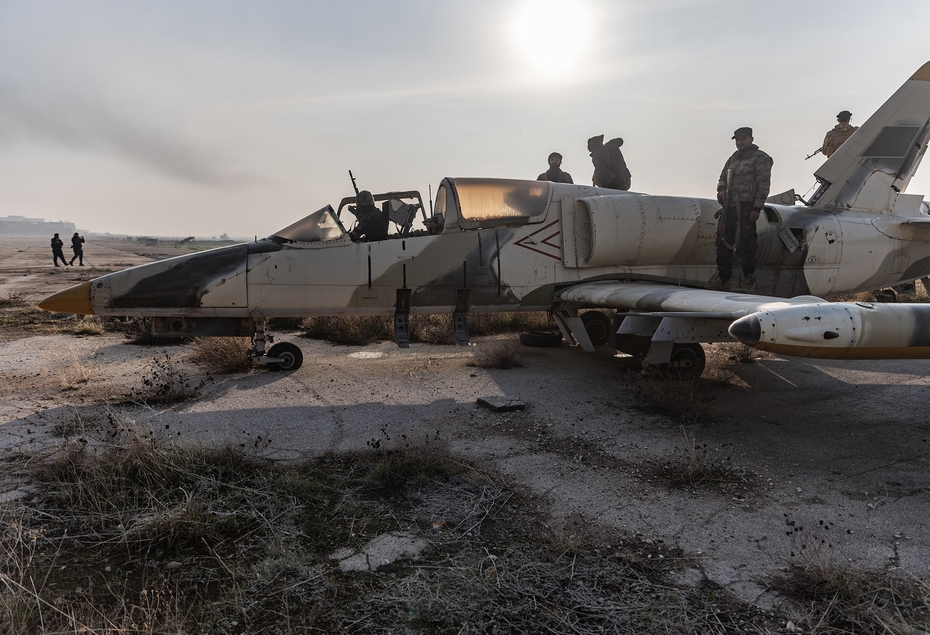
[40,61,930,375]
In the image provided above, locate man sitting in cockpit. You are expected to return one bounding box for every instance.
[348,190,389,242]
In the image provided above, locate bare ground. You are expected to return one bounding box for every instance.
[2,237,930,632]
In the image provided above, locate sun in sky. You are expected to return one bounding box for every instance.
[511,0,594,81]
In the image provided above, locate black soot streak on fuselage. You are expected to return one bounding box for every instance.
[112,244,249,308]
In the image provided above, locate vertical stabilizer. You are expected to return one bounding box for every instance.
[810,62,930,212]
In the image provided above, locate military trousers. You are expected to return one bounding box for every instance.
[715,200,758,282]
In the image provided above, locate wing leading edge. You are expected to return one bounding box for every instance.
[558,281,820,316]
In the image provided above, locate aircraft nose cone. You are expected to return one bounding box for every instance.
[39,281,94,315]
[728,314,761,346]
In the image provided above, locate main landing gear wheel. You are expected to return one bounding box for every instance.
[581,311,612,346]
[664,343,706,379]
[520,331,563,347]
[266,342,304,372]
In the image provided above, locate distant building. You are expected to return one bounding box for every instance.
[0,215,76,236]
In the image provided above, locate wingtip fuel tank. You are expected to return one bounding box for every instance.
[729,302,930,359]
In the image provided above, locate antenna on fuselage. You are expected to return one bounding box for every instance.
[428,183,433,215]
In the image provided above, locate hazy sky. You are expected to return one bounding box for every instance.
[2,0,930,238]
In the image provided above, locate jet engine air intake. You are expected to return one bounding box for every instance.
[574,195,700,267]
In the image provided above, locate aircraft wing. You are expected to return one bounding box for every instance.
[554,281,822,362]
[558,281,930,362]
[558,281,820,317]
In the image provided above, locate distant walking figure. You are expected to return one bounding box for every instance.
[69,232,85,266]
[51,233,68,267]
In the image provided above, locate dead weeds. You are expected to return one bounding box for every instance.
[774,515,930,633]
[187,336,254,374]
[0,428,813,635]
[467,338,524,369]
[0,290,29,307]
[299,312,552,346]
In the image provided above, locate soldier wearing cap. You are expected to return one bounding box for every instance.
[821,110,858,158]
[711,127,773,293]
[537,152,573,183]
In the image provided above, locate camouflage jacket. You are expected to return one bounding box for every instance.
[821,123,858,157]
[537,168,574,183]
[716,144,773,208]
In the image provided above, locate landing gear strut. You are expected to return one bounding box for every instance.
[249,320,304,371]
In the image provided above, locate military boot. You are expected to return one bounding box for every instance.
[709,272,731,291]
[742,274,757,293]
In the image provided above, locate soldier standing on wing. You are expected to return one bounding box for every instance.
[822,110,858,158]
[711,127,773,293]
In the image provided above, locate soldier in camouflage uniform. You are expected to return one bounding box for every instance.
[537,152,574,183]
[712,127,773,293]
[821,110,858,158]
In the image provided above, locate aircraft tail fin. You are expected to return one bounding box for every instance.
[810,61,930,211]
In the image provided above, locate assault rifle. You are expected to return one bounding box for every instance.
[714,168,737,250]
[804,147,823,160]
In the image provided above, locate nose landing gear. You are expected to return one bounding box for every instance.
[249,320,305,371]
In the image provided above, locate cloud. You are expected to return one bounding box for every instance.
[0,79,255,187]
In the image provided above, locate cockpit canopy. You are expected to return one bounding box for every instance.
[445,178,551,229]
[267,178,554,244]
[269,205,346,244]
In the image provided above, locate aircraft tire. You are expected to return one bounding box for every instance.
[267,342,304,372]
[664,343,706,379]
[581,311,612,346]
[520,331,562,347]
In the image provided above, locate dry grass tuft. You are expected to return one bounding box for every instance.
[631,375,717,424]
[115,316,159,345]
[775,515,930,633]
[187,336,254,373]
[62,315,105,335]
[651,427,759,500]
[300,315,393,345]
[411,313,455,345]
[299,312,553,346]
[0,290,29,307]
[59,361,94,390]
[468,338,523,369]
[713,341,756,365]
